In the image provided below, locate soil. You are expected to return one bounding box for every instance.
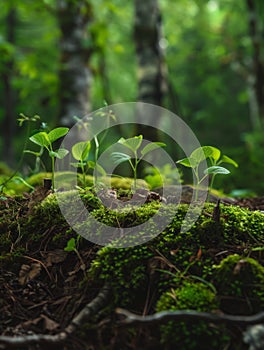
[0,186,263,350]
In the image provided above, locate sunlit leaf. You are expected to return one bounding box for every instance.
[72,141,91,161]
[111,152,131,165]
[176,157,192,167]
[201,146,221,162]
[220,155,238,167]
[24,149,42,156]
[64,238,76,252]
[141,142,166,156]
[29,132,50,148]
[118,135,143,152]
[70,162,82,168]
[204,166,230,175]
[54,148,69,159]
[50,148,69,159]
[48,127,69,143]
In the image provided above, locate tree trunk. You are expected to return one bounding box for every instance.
[1,8,16,166]
[246,0,264,129]
[56,0,93,127]
[134,0,167,141]
[134,0,167,106]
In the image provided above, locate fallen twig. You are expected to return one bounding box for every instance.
[116,308,264,328]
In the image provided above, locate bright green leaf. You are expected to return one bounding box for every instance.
[64,237,76,252]
[118,135,143,152]
[111,152,131,165]
[24,149,42,157]
[29,132,50,148]
[204,166,230,175]
[54,148,69,159]
[72,141,91,161]
[176,157,193,168]
[70,162,82,168]
[48,127,69,143]
[188,148,206,165]
[141,142,166,157]
[220,155,238,168]
[87,160,95,169]
[201,146,221,162]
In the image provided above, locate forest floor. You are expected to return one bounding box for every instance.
[0,187,264,349]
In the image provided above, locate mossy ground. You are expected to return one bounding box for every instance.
[0,185,264,349]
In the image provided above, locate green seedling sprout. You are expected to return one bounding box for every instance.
[0,114,41,194]
[177,146,238,194]
[64,237,87,276]
[73,107,115,183]
[111,135,166,189]
[26,127,69,190]
[71,141,105,187]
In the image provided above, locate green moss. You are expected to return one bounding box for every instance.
[24,171,148,191]
[108,177,148,190]
[221,205,264,243]
[0,175,28,195]
[156,281,218,311]
[1,187,264,341]
[155,281,228,349]
[0,162,13,176]
[89,201,264,273]
[213,254,264,314]
[27,172,52,186]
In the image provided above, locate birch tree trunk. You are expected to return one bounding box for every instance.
[56,0,93,127]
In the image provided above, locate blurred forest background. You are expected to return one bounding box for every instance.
[0,0,264,194]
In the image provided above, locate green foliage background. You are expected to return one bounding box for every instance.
[0,0,263,194]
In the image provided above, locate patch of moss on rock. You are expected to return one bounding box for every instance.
[155,281,229,350]
[213,254,264,314]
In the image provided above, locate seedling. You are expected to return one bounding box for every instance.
[177,146,238,193]
[111,135,166,189]
[73,108,115,182]
[71,141,105,187]
[17,113,41,127]
[64,237,86,275]
[26,127,69,190]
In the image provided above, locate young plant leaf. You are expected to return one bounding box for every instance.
[72,141,91,161]
[220,155,238,168]
[118,135,143,152]
[200,146,221,162]
[29,132,50,148]
[87,160,95,169]
[70,162,82,168]
[111,152,131,165]
[49,148,69,159]
[64,237,76,252]
[176,157,193,168]
[24,149,43,157]
[141,142,166,157]
[55,148,69,159]
[204,166,230,175]
[48,127,69,143]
